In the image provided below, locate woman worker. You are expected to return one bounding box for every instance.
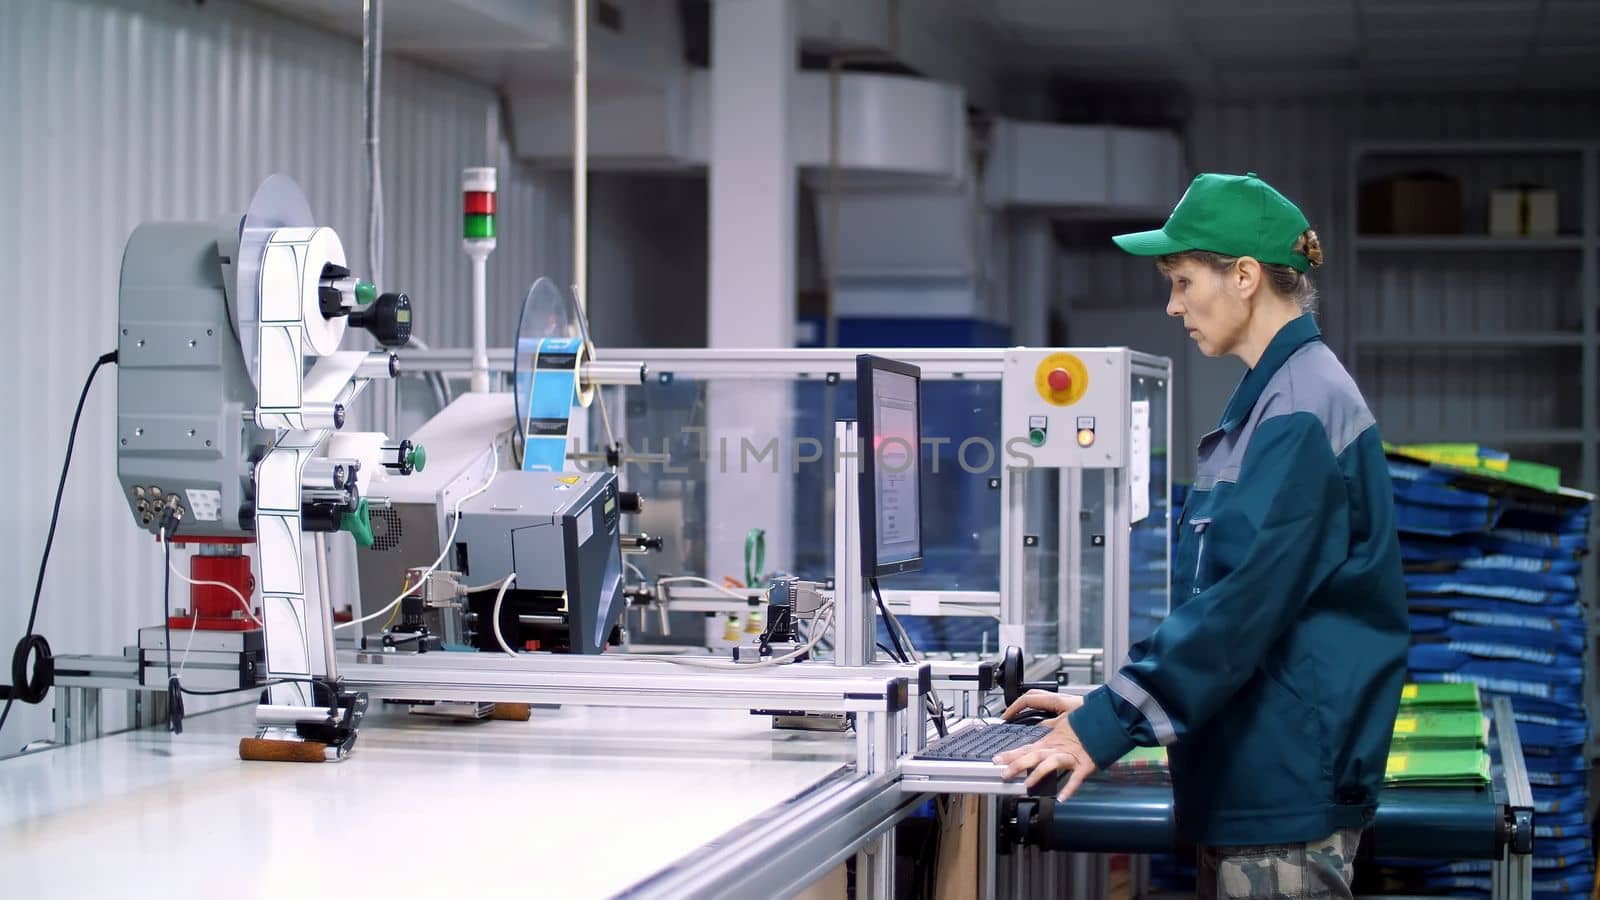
[996,173,1409,900]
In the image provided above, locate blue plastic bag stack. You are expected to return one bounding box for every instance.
[1384,456,1593,899]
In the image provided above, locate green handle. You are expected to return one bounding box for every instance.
[744,528,766,588]
[341,498,374,549]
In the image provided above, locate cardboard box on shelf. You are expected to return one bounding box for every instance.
[1489,185,1559,237]
[1359,172,1463,234]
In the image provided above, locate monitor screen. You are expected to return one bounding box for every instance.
[857,355,923,577]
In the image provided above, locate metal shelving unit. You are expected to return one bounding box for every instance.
[1378,428,1589,446]
[1348,141,1600,789]
[1356,235,1587,252]
[1355,333,1587,349]
[1347,140,1600,496]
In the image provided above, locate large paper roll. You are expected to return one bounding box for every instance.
[256,228,349,430]
[300,228,348,357]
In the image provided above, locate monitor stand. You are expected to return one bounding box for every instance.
[833,419,875,667]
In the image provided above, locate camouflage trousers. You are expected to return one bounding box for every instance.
[1196,828,1362,900]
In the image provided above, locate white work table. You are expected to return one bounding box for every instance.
[0,702,860,898]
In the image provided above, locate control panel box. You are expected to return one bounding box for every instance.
[1001,349,1130,469]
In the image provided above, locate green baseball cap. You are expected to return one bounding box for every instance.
[1112,172,1314,272]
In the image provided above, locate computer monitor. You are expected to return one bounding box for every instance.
[856,354,923,578]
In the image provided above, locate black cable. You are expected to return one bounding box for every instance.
[160,525,184,734]
[162,531,173,682]
[0,350,117,742]
[870,577,948,737]
[926,693,949,737]
[869,576,910,664]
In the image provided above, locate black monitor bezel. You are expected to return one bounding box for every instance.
[856,354,924,579]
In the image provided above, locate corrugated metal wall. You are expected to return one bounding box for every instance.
[0,0,570,749]
[1066,91,1600,484]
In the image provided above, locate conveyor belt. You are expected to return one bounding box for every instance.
[1012,697,1530,866]
[1028,782,1505,860]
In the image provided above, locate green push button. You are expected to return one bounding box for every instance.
[1029,428,1047,447]
[408,443,426,473]
[355,280,378,305]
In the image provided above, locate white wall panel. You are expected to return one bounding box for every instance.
[0,0,568,750]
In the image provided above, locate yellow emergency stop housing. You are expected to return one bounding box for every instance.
[1033,352,1089,406]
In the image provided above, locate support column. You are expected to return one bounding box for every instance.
[1009,214,1053,345]
[709,0,795,348]
[706,0,796,585]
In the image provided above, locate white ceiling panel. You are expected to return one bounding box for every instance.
[917,0,1600,96]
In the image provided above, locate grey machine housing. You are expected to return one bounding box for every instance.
[452,470,626,654]
[116,220,268,536]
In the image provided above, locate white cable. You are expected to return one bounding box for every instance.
[175,611,199,676]
[464,579,514,593]
[491,573,519,657]
[638,603,834,670]
[336,449,500,631]
[657,576,766,603]
[165,549,262,627]
[482,587,834,668]
[624,560,646,584]
[885,605,921,663]
[158,532,201,676]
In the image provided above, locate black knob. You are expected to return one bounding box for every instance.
[300,501,345,533]
[383,440,420,475]
[1000,646,1025,707]
[349,292,412,348]
[318,263,354,318]
[644,534,664,552]
[618,491,644,514]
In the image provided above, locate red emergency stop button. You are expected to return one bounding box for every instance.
[1032,353,1086,406]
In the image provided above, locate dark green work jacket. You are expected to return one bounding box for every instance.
[1070,314,1409,846]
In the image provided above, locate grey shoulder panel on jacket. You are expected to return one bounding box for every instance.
[1253,342,1376,458]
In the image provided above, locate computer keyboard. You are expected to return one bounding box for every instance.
[915,722,1050,762]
